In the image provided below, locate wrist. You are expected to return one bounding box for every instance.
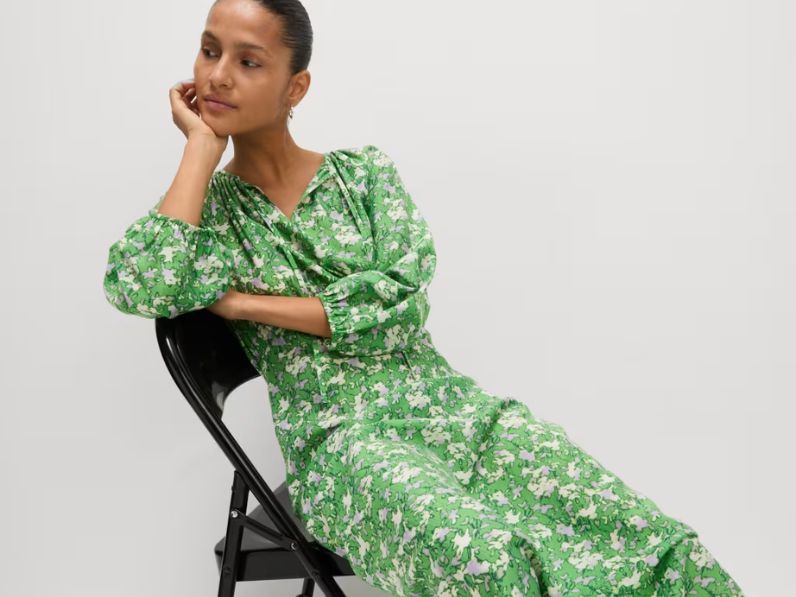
[185,134,224,164]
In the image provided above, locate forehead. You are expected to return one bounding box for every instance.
[204,0,284,52]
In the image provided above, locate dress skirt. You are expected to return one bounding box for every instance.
[291,393,746,597]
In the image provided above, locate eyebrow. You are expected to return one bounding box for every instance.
[201,30,271,56]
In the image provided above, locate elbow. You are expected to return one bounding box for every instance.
[103,279,160,319]
[103,263,172,320]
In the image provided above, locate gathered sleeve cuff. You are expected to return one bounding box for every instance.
[318,146,436,355]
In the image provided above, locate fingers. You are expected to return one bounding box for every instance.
[170,79,201,118]
[185,87,200,116]
[169,79,195,106]
[170,78,194,93]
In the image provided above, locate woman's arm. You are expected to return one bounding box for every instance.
[314,145,436,356]
[235,293,332,339]
[157,134,224,226]
[103,135,233,319]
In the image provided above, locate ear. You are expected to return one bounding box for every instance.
[288,69,311,105]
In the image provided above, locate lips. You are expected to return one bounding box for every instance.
[204,95,237,108]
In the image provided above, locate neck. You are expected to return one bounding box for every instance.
[226,128,305,186]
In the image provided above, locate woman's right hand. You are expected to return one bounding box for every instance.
[170,79,229,155]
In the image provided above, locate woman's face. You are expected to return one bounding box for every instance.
[193,0,304,136]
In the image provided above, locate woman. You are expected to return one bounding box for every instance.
[103,1,746,595]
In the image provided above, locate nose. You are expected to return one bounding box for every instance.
[208,58,233,89]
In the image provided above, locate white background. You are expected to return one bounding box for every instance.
[2,0,790,595]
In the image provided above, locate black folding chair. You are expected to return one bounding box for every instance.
[154,308,355,596]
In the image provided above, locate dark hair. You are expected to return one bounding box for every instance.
[213,0,313,74]
[253,0,314,75]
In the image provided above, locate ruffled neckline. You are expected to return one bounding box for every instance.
[213,151,332,210]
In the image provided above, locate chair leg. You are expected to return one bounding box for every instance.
[312,574,347,597]
[296,577,315,597]
[217,470,250,597]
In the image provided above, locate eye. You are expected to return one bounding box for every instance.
[201,47,260,68]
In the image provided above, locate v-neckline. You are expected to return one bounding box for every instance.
[217,151,331,223]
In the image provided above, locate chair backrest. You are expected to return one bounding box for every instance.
[155,309,259,420]
[154,309,312,548]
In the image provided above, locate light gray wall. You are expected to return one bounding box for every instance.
[2,0,789,595]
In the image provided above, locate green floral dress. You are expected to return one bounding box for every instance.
[103,145,745,596]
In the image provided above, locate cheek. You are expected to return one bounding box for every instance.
[242,87,278,111]
[192,65,207,88]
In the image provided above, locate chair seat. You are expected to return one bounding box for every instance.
[214,479,355,581]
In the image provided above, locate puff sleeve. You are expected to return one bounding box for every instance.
[318,146,437,355]
[102,195,235,319]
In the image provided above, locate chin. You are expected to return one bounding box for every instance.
[200,112,234,130]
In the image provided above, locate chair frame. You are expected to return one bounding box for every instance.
[154,309,354,596]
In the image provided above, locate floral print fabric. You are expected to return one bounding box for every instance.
[103,201,235,319]
[103,145,745,596]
